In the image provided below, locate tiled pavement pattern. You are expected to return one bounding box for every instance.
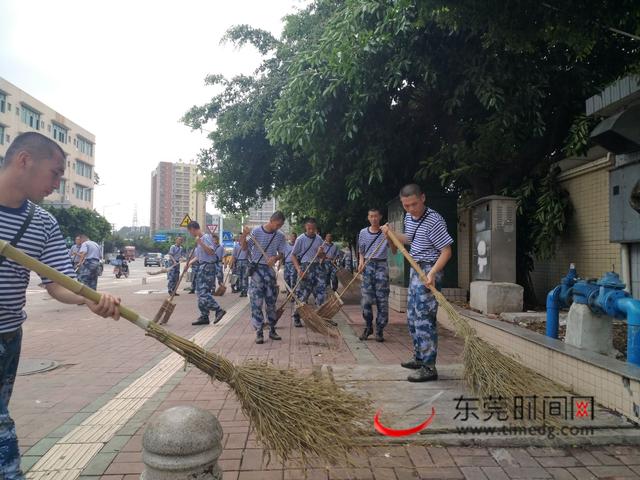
[14,276,640,479]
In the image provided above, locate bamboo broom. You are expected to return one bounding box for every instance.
[152,248,196,325]
[316,237,388,320]
[384,229,566,426]
[0,239,371,465]
[282,281,339,338]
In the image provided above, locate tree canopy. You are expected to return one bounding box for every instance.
[43,205,112,244]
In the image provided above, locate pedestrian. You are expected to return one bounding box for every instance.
[187,255,199,294]
[0,132,121,480]
[283,232,297,295]
[381,184,453,382]
[241,212,286,344]
[290,218,326,328]
[167,236,185,295]
[76,233,102,290]
[357,208,397,343]
[323,233,339,291]
[212,234,225,289]
[186,221,226,326]
[68,235,82,270]
[231,235,249,297]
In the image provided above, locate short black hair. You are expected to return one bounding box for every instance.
[368,207,382,214]
[271,211,285,222]
[187,221,200,230]
[3,132,66,168]
[304,217,317,225]
[399,184,423,198]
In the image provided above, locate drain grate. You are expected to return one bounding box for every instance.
[18,359,60,376]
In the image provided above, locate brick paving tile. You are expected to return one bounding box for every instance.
[104,462,145,475]
[459,466,488,480]
[226,432,248,449]
[480,467,510,480]
[545,468,577,480]
[406,446,433,467]
[371,456,413,468]
[284,469,329,480]
[99,476,124,480]
[501,467,551,478]
[238,471,284,480]
[566,467,598,479]
[590,452,625,466]
[112,452,141,463]
[568,449,601,466]
[329,468,375,479]
[618,456,640,465]
[393,468,419,480]
[607,447,640,456]
[454,456,498,467]
[491,449,541,468]
[220,458,242,471]
[123,476,140,480]
[587,465,639,478]
[527,448,567,457]
[536,457,582,468]
[372,468,397,480]
[427,447,456,466]
[415,467,464,479]
[448,448,490,457]
[223,472,240,480]
[221,449,244,460]
[241,449,269,470]
[120,435,143,453]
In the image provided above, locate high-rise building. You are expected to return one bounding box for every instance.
[0,77,97,209]
[245,198,289,233]
[150,161,206,233]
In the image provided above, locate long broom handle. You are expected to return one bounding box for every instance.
[168,247,196,301]
[0,239,150,330]
[336,236,387,298]
[384,229,435,292]
[279,239,326,305]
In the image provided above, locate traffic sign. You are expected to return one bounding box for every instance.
[207,224,217,234]
[222,230,234,242]
[153,234,167,242]
[179,214,192,228]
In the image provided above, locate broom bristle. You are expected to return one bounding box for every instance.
[297,304,340,337]
[316,294,342,319]
[145,322,370,465]
[433,289,567,426]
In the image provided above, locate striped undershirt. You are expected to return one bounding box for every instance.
[0,200,76,333]
[324,243,339,259]
[292,234,324,263]
[404,208,453,263]
[232,242,248,260]
[358,227,389,260]
[247,226,286,265]
[282,242,295,263]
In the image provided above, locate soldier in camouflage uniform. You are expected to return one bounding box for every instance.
[357,208,396,342]
[212,234,225,289]
[187,221,226,326]
[77,234,102,290]
[166,236,185,295]
[382,184,453,382]
[231,236,249,297]
[322,233,339,291]
[283,232,297,293]
[291,218,326,328]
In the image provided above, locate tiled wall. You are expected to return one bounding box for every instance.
[438,308,640,424]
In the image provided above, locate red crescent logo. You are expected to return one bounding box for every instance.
[374,407,436,437]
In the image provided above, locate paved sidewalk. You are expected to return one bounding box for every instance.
[14,275,640,479]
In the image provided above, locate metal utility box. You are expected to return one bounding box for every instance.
[610,156,640,243]
[469,196,516,283]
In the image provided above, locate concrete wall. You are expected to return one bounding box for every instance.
[0,76,96,209]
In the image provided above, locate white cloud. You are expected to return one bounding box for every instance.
[0,0,303,228]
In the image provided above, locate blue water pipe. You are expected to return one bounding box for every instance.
[546,266,640,366]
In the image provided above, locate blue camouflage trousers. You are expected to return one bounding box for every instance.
[284,263,297,290]
[78,259,99,290]
[360,261,390,332]
[196,263,221,320]
[249,264,278,330]
[293,263,326,322]
[0,328,23,480]
[215,261,224,287]
[167,264,180,294]
[190,263,200,292]
[324,262,338,291]
[407,263,443,365]
[236,259,249,294]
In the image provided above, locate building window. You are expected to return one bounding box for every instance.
[75,184,92,202]
[0,125,4,145]
[55,178,66,195]
[76,136,93,157]
[20,105,40,130]
[0,92,5,113]
[52,123,68,143]
[75,159,92,178]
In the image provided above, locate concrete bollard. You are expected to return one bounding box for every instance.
[141,406,223,479]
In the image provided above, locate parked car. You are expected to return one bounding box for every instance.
[144,252,163,267]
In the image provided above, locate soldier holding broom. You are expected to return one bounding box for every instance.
[231,235,249,297]
[241,211,287,344]
[291,218,326,328]
[381,184,453,382]
[166,236,185,295]
[0,132,121,480]
[282,232,297,293]
[323,233,339,292]
[357,208,397,343]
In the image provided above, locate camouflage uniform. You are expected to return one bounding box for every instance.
[284,262,297,290]
[407,263,443,365]
[167,265,180,294]
[77,259,100,290]
[189,261,199,293]
[249,265,278,329]
[0,328,22,479]
[324,261,338,291]
[196,263,222,321]
[236,259,249,295]
[360,260,390,332]
[293,263,326,323]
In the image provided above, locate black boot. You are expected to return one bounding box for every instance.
[192,317,210,326]
[400,358,423,369]
[294,318,303,328]
[256,330,264,344]
[359,327,373,341]
[375,329,384,342]
[407,365,438,382]
[269,328,281,340]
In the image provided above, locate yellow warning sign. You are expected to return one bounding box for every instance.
[179,214,192,228]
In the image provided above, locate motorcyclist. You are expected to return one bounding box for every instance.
[114,251,128,277]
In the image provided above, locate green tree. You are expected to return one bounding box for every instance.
[43,206,112,242]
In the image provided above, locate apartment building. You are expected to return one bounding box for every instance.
[0,77,96,209]
[150,161,206,233]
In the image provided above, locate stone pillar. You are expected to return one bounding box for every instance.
[565,303,616,357]
[469,281,523,314]
[141,406,223,480]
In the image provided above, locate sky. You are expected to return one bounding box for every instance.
[0,0,303,228]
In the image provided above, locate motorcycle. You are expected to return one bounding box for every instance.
[113,258,130,278]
